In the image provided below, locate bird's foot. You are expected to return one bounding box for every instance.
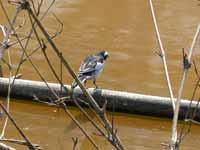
[93,80,99,89]
[83,81,89,89]
[94,85,101,90]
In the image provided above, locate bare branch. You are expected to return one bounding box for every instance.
[36,0,44,16]
[27,6,125,149]
[0,25,8,38]
[12,14,26,34]
[170,24,200,150]
[61,102,100,150]
[149,0,175,111]
[72,137,78,150]
[0,143,16,150]
[0,103,37,150]
[51,13,63,38]
[0,138,41,149]
[28,4,125,149]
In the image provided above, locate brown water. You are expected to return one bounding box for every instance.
[1,0,200,149]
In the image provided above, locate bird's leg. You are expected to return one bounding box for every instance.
[93,79,98,89]
[84,80,87,88]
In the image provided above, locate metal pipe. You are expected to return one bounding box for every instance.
[0,78,199,120]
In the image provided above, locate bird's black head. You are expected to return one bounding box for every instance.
[98,51,109,60]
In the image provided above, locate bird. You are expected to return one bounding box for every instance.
[71,50,109,89]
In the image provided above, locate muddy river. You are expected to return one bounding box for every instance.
[1,0,200,149]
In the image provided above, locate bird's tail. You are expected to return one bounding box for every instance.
[71,75,86,89]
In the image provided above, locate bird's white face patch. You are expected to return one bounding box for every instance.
[104,51,108,57]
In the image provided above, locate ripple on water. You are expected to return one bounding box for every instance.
[50,0,82,14]
[111,51,132,61]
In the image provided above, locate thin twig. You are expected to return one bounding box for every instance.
[26,7,102,149]
[0,103,36,150]
[10,0,56,91]
[72,137,78,150]
[61,102,100,150]
[76,97,107,131]
[0,138,41,149]
[36,0,44,16]
[170,24,200,150]
[0,143,15,150]
[40,39,107,139]
[0,3,21,139]
[179,87,198,140]
[73,97,106,137]
[179,62,200,142]
[27,5,125,150]
[149,0,175,111]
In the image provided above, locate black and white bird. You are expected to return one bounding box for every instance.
[71,51,109,89]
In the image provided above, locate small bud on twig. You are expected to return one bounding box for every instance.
[182,48,191,70]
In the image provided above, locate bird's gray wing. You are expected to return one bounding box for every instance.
[79,55,101,74]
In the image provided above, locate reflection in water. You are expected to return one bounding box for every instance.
[1,100,200,150]
[1,0,200,149]
[64,111,95,134]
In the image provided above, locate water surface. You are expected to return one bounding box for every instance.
[1,0,200,149]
